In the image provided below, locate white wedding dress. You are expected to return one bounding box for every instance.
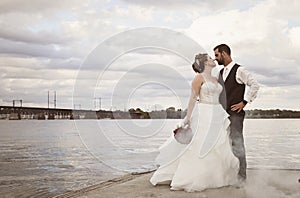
[150,78,239,192]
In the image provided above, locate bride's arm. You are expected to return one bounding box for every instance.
[184,74,203,125]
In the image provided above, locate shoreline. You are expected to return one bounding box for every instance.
[53,171,153,198]
[54,168,300,198]
[2,105,300,120]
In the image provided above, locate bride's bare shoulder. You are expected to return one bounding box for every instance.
[192,73,204,85]
[194,73,204,80]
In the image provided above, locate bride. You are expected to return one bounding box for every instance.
[150,53,239,192]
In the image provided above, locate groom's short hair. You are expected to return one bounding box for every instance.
[214,44,231,56]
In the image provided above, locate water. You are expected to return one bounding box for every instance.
[0,119,299,197]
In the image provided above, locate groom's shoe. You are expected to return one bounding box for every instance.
[233,177,246,189]
[233,182,245,189]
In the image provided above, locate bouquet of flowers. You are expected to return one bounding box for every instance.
[173,123,193,144]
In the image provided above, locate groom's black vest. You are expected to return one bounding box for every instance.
[218,64,245,116]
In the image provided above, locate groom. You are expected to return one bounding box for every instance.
[214,44,259,183]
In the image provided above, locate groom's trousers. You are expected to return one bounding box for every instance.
[229,113,247,180]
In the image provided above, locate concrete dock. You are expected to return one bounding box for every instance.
[55,169,300,198]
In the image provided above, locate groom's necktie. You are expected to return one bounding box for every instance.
[223,67,229,81]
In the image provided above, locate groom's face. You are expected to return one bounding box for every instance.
[214,49,225,65]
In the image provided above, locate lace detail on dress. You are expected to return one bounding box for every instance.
[198,74,223,104]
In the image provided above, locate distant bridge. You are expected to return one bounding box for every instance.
[0,106,113,120]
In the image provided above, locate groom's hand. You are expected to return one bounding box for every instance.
[231,101,246,113]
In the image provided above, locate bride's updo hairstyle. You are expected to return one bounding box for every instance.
[192,53,208,73]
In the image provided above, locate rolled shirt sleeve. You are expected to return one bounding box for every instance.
[236,67,260,103]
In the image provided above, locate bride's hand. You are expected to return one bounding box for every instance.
[176,118,190,129]
[184,118,190,127]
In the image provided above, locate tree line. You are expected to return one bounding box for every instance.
[99,108,300,119]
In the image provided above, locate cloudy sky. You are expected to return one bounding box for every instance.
[1,0,299,111]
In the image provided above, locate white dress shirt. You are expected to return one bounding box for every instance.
[222,61,259,103]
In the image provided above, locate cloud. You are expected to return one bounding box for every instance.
[121,0,237,9]
[0,39,73,59]
[186,0,300,88]
[0,23,73,45]
[0,0,299,110]
[0,66,77,108]
[253,85,300,110]
[0,0,82,14]
[288,27,300,50]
